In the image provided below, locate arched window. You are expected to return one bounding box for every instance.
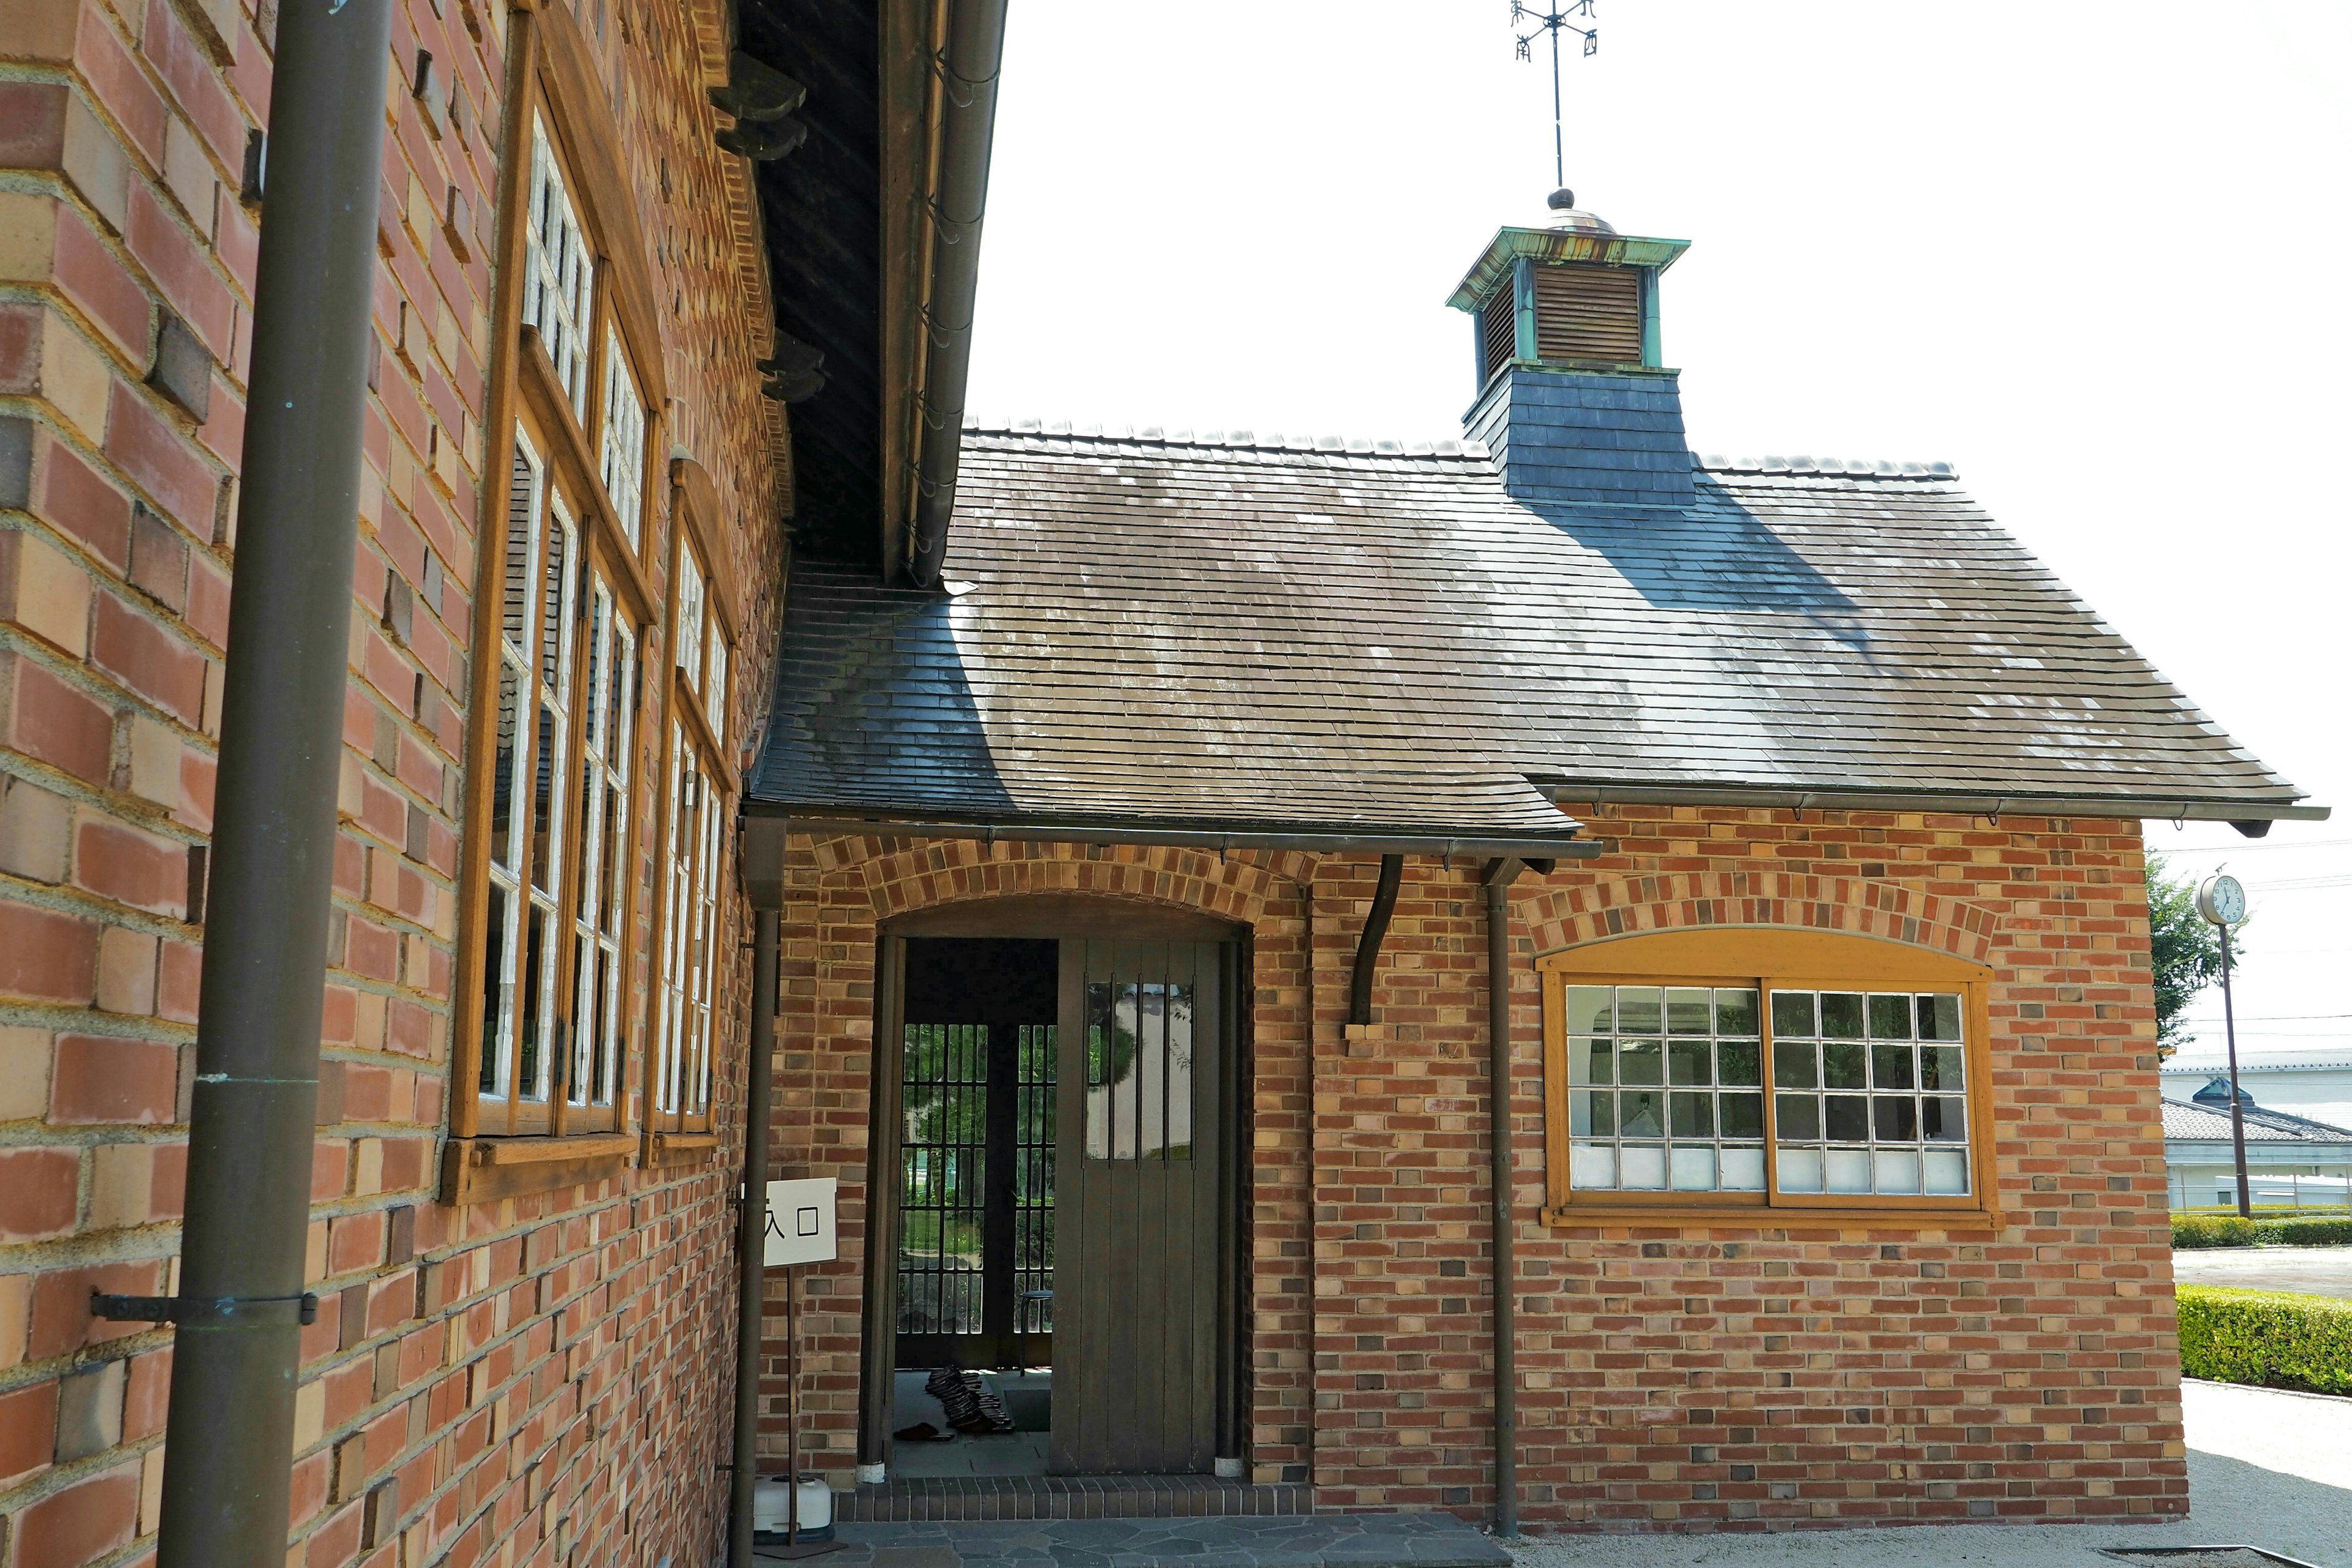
[1540,929,1996,1223]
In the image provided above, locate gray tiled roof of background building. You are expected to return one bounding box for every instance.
[2162,1098,2352,1145]
[751,424,2303,834]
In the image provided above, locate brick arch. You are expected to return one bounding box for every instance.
[811,835,1312,926]
[1519,869,2000,966]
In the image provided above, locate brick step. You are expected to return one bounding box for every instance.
[834,1476,1313,1521]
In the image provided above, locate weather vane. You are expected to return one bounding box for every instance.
[1510,0,1597,190]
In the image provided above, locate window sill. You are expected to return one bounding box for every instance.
[1541,1201,2000,1232]
[646,1131,720,1168]
[440,1131,637,1205]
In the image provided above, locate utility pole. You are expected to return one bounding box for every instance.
[2195,874,2251,1218]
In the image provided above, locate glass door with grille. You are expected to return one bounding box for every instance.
[895,938,1058,1371]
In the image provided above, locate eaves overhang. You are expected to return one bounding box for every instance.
[1446,226,1692,313]
[745,802,1603,862]
[1534,780,2328,829]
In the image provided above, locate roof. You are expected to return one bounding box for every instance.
[750,421,2307,836]
[2165,1049,2352,1074]
[2162,1096,2352,1146]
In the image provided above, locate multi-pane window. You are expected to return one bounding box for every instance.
[522,116,594,417]
[567,581,635,1123]
[1769,990,1969,1196]
[475,442,588,1128]
[1546,940,1986,1212]
[599,328,646,547]
[479,438,545,1107]
[654,722,720,1125]
[459,40,678,1178]
[1564,986,1764,1193]
[675,548,705,683]
[704,627,728,737]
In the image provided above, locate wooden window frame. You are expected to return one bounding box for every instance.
[639,459,739,1167]
[1539,929,2000,1229]
[445,2,671,1203]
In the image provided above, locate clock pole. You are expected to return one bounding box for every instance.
[2218,919,2251,1219]
[2196,874,2252,1219]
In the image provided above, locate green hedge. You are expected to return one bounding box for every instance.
[2173,1214,2260,1248]
[2173,1214,2352,1248]
[2176,1286,2352,1395]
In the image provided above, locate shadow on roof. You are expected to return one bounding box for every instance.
[1531,475,1871,655]
[761,576,1017,815]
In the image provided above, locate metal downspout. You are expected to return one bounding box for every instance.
[734,821,790,1561]
[148,2,394,1561]
[905,0,1008,586]
[729,907,782,1564]
[1482,858,1526,1539]
[1347,854,1404,1026]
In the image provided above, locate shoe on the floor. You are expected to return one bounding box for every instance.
[892,1421,953,1442]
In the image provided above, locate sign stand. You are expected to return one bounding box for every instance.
[763,1178,842,1561]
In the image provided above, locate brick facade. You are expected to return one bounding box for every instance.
[0,1,781,1564]
[768,804,2190,1532]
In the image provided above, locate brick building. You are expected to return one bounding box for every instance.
[741,191,2319,1534]
[0,0,972,1562]
[0,6,2323,1568]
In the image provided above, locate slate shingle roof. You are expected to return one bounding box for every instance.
[750,423,2305,836]
[2161,1097,2352,1145]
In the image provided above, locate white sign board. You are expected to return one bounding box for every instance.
[763,1177,838,1267]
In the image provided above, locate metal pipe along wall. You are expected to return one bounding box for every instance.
[156,1,396,1560]
[731,908,782,1564]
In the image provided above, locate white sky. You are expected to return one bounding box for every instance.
[966,1,2352,1066]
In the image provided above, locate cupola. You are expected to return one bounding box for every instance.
[1447,189,1695,510]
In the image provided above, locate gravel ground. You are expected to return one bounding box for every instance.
[2172,1247,2352,1300]
[1506,1380,2352,1568]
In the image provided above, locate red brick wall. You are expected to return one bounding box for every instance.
[769,807,2189,1531]
[0,1,782,1563]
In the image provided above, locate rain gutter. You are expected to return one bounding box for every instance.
[904,0,1006,586]
[745,805,1604,863]
[141,1,395,1561]
[1537,782,2328,833]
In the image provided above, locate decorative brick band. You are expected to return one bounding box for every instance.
[1521,870,2001,965]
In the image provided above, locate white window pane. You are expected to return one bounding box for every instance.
[676,551,704,678]
[522,117,592,419]
[1719,1145,1766,1191]
[1825,1147,1872,1194]
[1777,1147,1823,1193]
[1668,1145,1717,1191]
[600,328,645,548]
[1873,1148,1922,1195]
[706,631,727,735]
[1619,1145,1667,1191]
[1569,1142,1616,1190]
[1923,1148,1970,1196]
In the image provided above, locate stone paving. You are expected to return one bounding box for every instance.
[758,1514,1510,1568]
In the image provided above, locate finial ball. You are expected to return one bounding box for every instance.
[1547,187,1577,211]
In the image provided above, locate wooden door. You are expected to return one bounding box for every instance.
[1052,940,1226,1474]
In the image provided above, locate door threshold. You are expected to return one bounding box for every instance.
[838,1472,1310,1521]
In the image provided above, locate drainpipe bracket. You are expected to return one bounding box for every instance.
[93,1291,320,1327]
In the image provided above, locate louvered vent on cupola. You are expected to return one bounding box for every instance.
[1532,263,1642,364]
[1479,290,1517,384]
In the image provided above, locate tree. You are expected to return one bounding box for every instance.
[2147,854,2243,1050]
